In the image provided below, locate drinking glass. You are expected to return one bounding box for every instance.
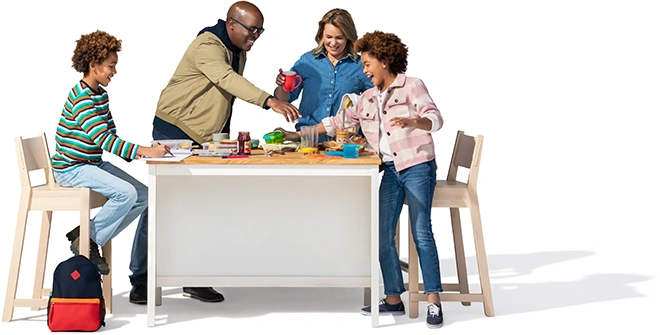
[300,126,318,155]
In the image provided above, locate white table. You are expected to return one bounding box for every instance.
[146,152,382,327]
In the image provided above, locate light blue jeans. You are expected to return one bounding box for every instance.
[54,161,148,285]
[379,160,442,295]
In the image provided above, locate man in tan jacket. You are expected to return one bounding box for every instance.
[134,1,299,305]
[151,1,300,145]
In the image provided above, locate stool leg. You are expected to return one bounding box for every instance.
[469,195,494,316]
[363,287,371,306]
[79,204,90,258]
[102,241,112,314]
[3,190,31,322]
[156,287,162,306]
[408,214,420,319]
[31,211,52,310]
[450,207,471,306]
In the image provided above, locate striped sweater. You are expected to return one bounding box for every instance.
[51,82,139,172]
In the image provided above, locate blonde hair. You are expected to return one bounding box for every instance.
[312,8,358,59]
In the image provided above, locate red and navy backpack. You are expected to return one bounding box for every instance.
[47,255,106,332]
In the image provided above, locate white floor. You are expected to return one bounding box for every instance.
[1,205,658,334]
[4,284,656,334]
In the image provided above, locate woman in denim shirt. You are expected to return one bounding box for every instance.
[273,8,372,142]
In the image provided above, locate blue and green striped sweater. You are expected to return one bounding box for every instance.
[51,82,139,172]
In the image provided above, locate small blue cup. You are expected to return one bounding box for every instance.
[343,144,360,159]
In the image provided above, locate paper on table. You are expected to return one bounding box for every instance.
[139,152,192,162]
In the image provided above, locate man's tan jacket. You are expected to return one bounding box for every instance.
[155,32,270,144]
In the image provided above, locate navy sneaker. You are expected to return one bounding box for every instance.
[361,299,405,315]
[426,303,444,328]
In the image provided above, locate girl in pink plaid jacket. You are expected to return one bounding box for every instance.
[278,30,445,328]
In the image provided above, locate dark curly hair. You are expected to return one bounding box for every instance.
[71,30,122,75]
[355,31,408,74]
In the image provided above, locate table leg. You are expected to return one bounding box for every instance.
[370,167,380,327]
[147,166,157,327]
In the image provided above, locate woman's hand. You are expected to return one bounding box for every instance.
[275,68,285,87]
[274,68,291,101]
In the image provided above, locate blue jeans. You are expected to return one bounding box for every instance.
[379,160,442,295]
[152,124,197,144]
[54,161,148,286]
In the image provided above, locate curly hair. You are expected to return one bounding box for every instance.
[355,31,408,74]
[71,30,122,75]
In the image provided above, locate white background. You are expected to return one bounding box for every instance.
[1,0,658,334]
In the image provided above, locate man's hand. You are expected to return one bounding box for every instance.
[273,127,301,141]
[268,98,301,123]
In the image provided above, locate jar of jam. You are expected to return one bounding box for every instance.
[237,131,251,155]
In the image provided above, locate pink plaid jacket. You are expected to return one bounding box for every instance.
[325,73,442,172]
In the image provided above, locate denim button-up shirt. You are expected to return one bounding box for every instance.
[284,50,373,132]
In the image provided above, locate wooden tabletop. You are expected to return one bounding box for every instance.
[147,149,382,165]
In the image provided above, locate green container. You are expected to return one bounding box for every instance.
[263,131,284,144]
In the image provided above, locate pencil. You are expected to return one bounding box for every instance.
[157,142,175,157]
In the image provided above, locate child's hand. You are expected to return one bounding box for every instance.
[137,144,168,158]
[390,117,416,129]
[150,144,169,158]
[273,127,300,141]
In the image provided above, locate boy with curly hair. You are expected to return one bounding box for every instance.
[51,30,167,299]
[277,30,445,328]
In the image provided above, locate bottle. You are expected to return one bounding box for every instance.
[237,131,251,155]
[244,132,251,155]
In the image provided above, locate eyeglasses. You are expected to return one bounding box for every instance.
[230,17,265,36]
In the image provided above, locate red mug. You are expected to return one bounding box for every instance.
[282,71,302,92]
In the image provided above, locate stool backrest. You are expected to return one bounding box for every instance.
[446,130,485,187]
[15,132,56,189]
